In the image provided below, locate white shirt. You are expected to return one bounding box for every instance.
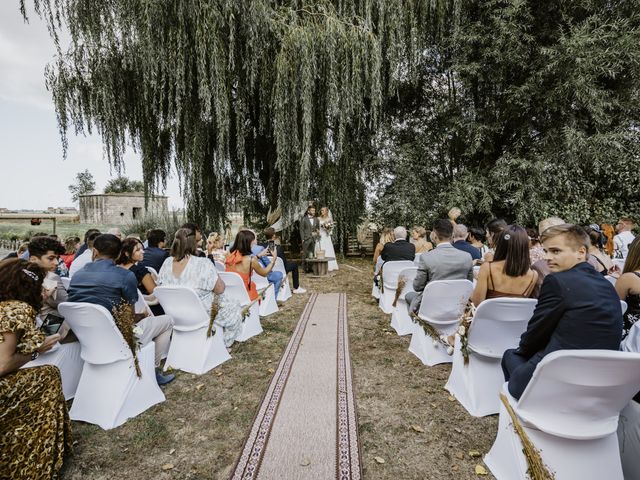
[69,249,93,278]
[614,231,635,259]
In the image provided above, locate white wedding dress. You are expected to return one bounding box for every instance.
[318,219,339,271]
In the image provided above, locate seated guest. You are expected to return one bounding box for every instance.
[527,228,545,264]
[530,216,566,288]
[251,241,284,300]
[261,227,306,294]
[614,217,636,260]
[158,228,242,347]
[585,224,614,275]
[107,227,122,240]
[411,227,433,254]
[502,224,622,399]
[74,228,100,259]
[483,218,508,262]
[27,236,68,320]
[68,234,175,385]
[452,224,481,261]
[468,227,489,256]
[60,237,79,269]
[373,228,394,267]
[405,219,474,313]
[206,232,228,264]
[380,226,416,262]
[0,259,71,479]
[225,230,276,301]
[142,229,169,272]
[3,242,29,260]
[117,238,157,295]
[69,231,100,278]
[471,225,538,306]
[181,222,206,257]
[615,236,640,338]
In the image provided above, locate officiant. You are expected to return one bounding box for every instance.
[300,205,320,273]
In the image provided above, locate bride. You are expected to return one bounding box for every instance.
[318,207,339,271]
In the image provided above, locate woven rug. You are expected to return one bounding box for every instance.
[231,293,361,480]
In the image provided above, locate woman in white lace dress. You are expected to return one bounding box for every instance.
[318,207,338,271]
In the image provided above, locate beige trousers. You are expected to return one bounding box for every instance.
[136,314,174,366]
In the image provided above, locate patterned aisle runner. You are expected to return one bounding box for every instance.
[231,293,361,480]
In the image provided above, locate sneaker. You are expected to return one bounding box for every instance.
[155,369,176,386]
[293,287,307,294]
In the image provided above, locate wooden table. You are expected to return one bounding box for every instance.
[305,257,336,276]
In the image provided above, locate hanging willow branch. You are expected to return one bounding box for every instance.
[21,0,457,233]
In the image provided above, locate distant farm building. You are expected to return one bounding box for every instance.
[79,193,168,224]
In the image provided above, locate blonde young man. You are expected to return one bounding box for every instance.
[501,224,622,399]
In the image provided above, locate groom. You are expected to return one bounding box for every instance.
[300,205,320,273]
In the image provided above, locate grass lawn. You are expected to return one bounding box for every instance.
[0,221,122,241]
[62,258,497,479]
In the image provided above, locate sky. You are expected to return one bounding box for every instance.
[0,3,184,210]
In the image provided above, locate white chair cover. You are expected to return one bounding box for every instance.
[485,350,640,480]
[621,300,628,315]
[605,275,617,286]
[154,286,231,374]
[58,302,165,429]
[252,271,278,317]
[145,266,159,281]
[408,279,473,366]
[273,257,292,301]
[22,341,83,400]
[214,261,225,272]
[60,277,71,290]
[445,298,537,417]
[379,261,415,314]
[371,281,380,299]
[414,253,421,265]
[390,267,419,336]
[218,271,263,342]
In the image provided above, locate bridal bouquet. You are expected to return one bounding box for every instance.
[321,220,335,235]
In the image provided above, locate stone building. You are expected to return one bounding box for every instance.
[79,193,168,224]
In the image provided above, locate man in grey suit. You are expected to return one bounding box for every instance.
[405,219,474,313]
[300,205,320,272]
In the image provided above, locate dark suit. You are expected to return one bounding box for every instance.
[142,246,169,272]
[380,239,416,262]
[502,261,622,399]
[299,215,320,271]
[260,243,300,289]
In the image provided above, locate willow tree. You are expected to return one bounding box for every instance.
[22,0,454,242]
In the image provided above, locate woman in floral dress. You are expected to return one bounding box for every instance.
[0,259,72,479]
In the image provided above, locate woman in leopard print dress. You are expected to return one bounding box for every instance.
[0,259,72,479]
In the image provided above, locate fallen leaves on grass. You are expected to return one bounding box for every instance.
[411,425,425,433]
[196,384,205,391]
[162,463,174,471]
[468,450,481,458]
[374,456,386,464]
[475,465,488,475]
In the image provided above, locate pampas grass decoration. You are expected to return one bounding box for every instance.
[207,295,221,338]
[112,301,142,378]
[499,393,555,479]
[410,311,444,343]
[392,276,406,307]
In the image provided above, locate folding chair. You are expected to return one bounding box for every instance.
[445,298,537,417]
[485,350,640,480]
[218,271,263,342]
[251,272,278,317]
[60,277,71,290]
[58,302,165,429]
[408,280,473,366]
[273,257,292,302]
[214,261,225,272]
[389,267,419,335]
[379,261,415,314]
[154,286,231,374]
[22,341,83,400]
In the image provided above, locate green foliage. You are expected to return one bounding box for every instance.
[22,0,454,246]
[68,169,95,203]
[124,210,186,243]
[371,0,640,228]
[104,176,144,194]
